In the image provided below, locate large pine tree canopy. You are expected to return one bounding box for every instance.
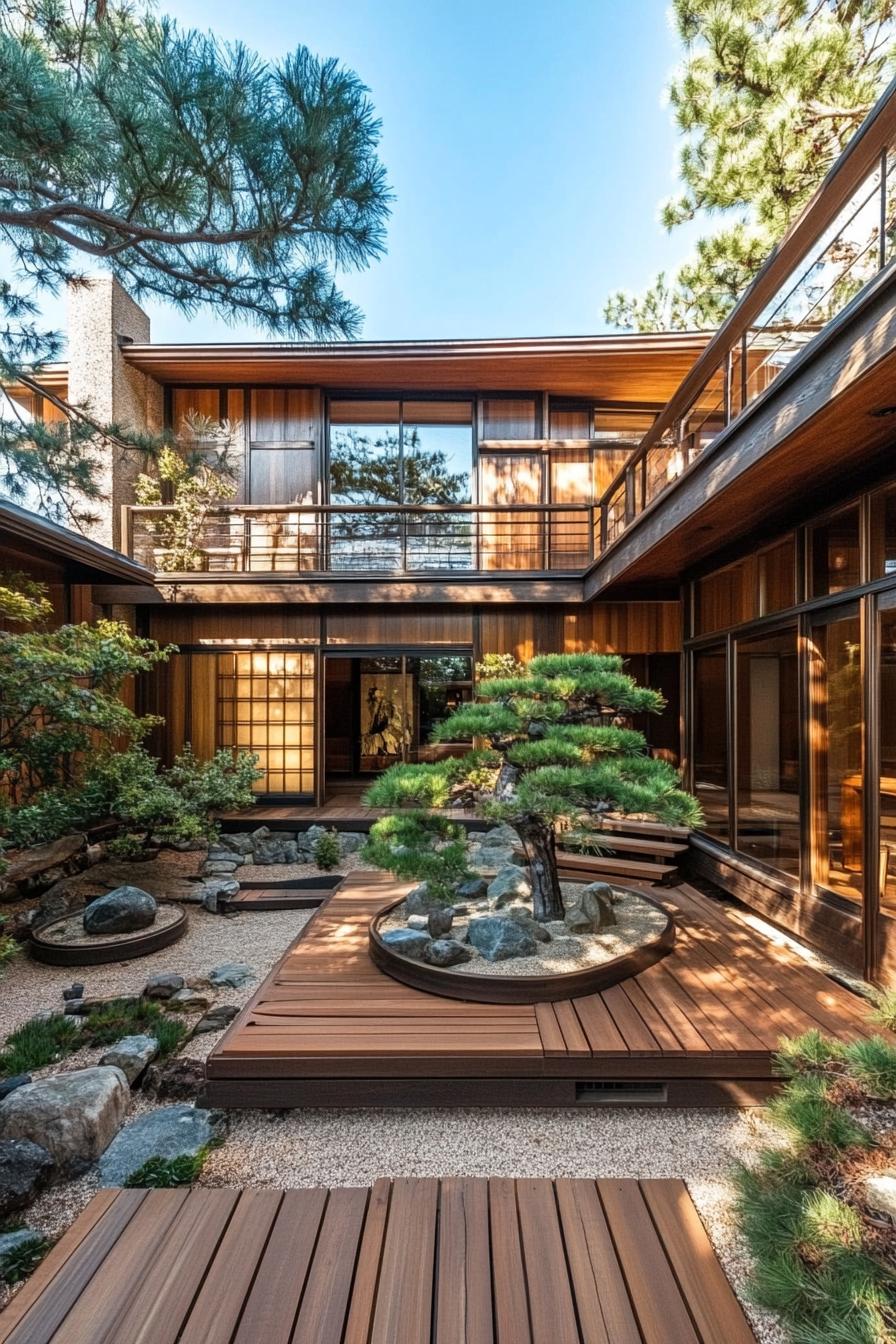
[0,0,391,521]
[605,0,896,332]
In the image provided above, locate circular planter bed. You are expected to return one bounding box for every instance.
[29,902,188,966]
[369,886,675,1004]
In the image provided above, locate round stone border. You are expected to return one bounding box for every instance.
[29,903,189,967]
[368,889,676,1004]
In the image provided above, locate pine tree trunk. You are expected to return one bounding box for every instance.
[517,815,565,923]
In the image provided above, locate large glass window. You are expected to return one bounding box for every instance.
[692,645,729,840]
[879,606,896,924]
[809,609,863,907]
[870,482,896,579]
[217,651,315,795]
[736,628,800,877]
[809,505,861,596]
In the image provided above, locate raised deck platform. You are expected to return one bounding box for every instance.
[0,1179,757,1343]
[205,871,877,1109]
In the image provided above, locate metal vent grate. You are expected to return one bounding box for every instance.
[575,1080,669,1105]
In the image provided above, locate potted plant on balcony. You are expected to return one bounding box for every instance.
[362,652,701,1002]
[134,415,240,572]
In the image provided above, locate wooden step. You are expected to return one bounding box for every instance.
[596,817,691,839]
[223,888,332,911]
[558,854,678,883]
[568,834,687,858]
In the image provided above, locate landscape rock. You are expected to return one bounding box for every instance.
[65,994,140,1017]
[0,1067,130,1173]
[505,906,552,943]
[862,1173,896,1220]
[207,962,253,989]
[194,1005,240,1034]
[454,876,488,903]
[380,928,431,960]
[83,886,157,935]
[35,880,85,923]
[480,824,522,850]
[143,972,185,1000]
[468,915,537,962]
[143,1057,206,1102]
[405,882,450,915]
[487,866,532,907]
[424,938,472,967]
[99,1104,228,1186]
[406,914,429,931]
[253,837,298,865]
[338,831,366,855]
[201,860,240,877]
[61,982,84,1002]
[0,1139,55,1215]
[167,987,211,1012]
[295,825,327,857]
[198,878,241,913]
[564,882,617,934]
[0,1077,31,1102]
[217,832,255,856]
[427,907,454,937]
[99,1035,159,1085]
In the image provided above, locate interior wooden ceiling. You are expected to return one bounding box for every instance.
[119,334,711,402]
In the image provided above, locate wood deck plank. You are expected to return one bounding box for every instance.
[488,1178,533,1344]
[515,1179,581,1344]
[179,1190,283,1344]
[435,1178,494,1344]
[554,1179,641,1344]
[292,1187,370,1344]
[369,1178,439,1344]
[232,1187,328,1344]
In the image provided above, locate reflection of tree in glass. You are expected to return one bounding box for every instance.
[330,428,469,504]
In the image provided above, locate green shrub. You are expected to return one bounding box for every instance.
[362,811,471,905]
[123,1147,212,1188]
[0,1232,50,1285]
[842,1036,896,1101]
[0,1015,80,1077]
[769,1075,872,1152]
[313,828,341,871]
[0,919,18,979]
[868,987,896,1032]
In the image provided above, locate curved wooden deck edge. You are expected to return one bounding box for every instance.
[29,904,188,966]
[368,890,676,1004]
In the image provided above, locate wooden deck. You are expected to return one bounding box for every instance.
[0,1179,757,1344]
[205,871,879,1109]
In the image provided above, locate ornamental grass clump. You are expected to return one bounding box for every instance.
[363,652,699,921]
[734,1024,896,1344]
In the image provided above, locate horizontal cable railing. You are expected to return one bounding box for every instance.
[594,76,896,557]
[125,502,596,576]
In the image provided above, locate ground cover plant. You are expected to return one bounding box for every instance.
[0,999,187,1079]
[363,652,699,920]
[735,1014,896,1344]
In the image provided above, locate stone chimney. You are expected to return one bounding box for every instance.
[67,277,164,550]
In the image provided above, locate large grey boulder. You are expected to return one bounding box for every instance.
[253,836,299,865]
[99,1104,227,1186]
[0,1139,55,1214]
[506,906,552,943]
[468,915,537,962]
[0,1076,31,1102]
[487,866,532,907]
[99,1035,159,1085]
[295,825,327,857]
[481,824,522,850]
[338,831,366,855]
[564,882,617,933]
[380,928,431,960]
[0,1067,129,1173]
[201,860,240,877]
[83,886,156,935]
[454,876,488,904]
[424,939,471,968]
[217,832,255,856]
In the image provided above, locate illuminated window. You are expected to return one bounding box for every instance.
[217,651,315,795]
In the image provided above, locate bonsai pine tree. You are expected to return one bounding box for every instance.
[364,653,700,922]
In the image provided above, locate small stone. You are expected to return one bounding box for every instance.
[454,876,488,903]
[405,883,448,915]
[99,1105,228,1187]
[217,833,255,856]
[487,866,532,907]
[0,1067,130,1174]
[564,882,617,934]
[142,1058,205,1102]
[194,1005,240,1034]
[0,1077,31,1102]
[862,1173,896,1219]
[83,886,157,935]
[143,973,185,1000]
[380,928,431,960]
[167,987,211,1012]
[201,860,240,877]
[62,982,84,1002]
[406,914,429,931]
[468,915,537,962]
[427,907,454,938]
[65,994,140,1017]
[424,938,471,968]
[99,1035,159,1085]
[207,962,253,989]
[0,1139,55,1215]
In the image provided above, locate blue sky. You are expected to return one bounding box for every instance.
[51,1,702,343]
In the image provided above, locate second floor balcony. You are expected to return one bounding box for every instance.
[124,501,597,576]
